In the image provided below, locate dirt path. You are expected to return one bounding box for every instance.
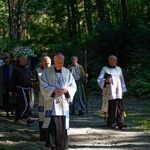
[0,91,150,150]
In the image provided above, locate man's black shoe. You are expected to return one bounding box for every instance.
[6,112,9,117]
[78,110,84,116]
[117,123,127,129]
[71,110,75,115]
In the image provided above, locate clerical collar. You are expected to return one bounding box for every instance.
[18,64,26,67]
[72,63,78,66]
[107,64,116,68]
[54,67,61,73]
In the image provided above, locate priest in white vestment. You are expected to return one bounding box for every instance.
[40,53,76,150]
[97,55,127,129]
[32,55,51,141]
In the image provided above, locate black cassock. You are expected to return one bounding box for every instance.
[46,116,68,150]
[9,65,32,121]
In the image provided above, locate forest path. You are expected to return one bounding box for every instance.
[0,91,150,150]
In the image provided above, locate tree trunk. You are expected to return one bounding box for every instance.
[70,0,77,43]
[7,0,12,40]
[121,0,128,26]
[7,0,16,40]
[67,0,72,38]
[96,0,105,23]
[17,0,24,41]
[84,0,93,36]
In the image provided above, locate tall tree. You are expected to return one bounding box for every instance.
[7,0,13,40]
[84,0,93,35]
[16,0,24,40]
[67,0,72,38]
[96,0,105,23]
[70,0,77,43]
[121,0,127,26]
[7,0,24,41]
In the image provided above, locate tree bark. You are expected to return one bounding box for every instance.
[67,0,72,38]
[7,0,12,40]
[70,0,77,43]
[17,0,24,41]
[84,0,93,35]
[121,0,128,26]
[96,0,105,23]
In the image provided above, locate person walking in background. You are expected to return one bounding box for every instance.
[0,52,3,67]
[40,52,76,150]
[97,55,127,129]
[32,55,51,141]
[0,57,15,117]
[68,55,88,115]
[9,56,34,125]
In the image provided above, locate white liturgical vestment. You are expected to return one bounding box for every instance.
[40,65,76,129]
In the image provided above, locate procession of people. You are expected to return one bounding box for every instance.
[0,52,127,150]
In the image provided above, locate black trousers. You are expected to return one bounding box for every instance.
[39,121,47,141]
[46,116,68,150]
[107,99,124,125]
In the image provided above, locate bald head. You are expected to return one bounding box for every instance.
[108,55,117,67]
[41,56,51,69]
[19,56,27,66]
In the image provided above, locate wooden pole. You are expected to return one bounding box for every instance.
[84,50,88,114]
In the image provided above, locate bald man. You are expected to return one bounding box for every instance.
[9,56,34,125]
[68,55,88,115]
[40,53,76,150]
[97,55,127,129]
[32,55,51,141]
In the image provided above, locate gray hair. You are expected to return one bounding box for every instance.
[71,55,78,59]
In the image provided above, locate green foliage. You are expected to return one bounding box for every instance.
[126,67,150,99]
[125,99,150,131]
[0,145,16,150]
[88,78,100,92]
[0,0,149,100]
[82,17,150,100]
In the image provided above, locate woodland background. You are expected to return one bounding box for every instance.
[0,0,149,99]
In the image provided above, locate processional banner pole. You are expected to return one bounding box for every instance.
[84,50,88,114]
